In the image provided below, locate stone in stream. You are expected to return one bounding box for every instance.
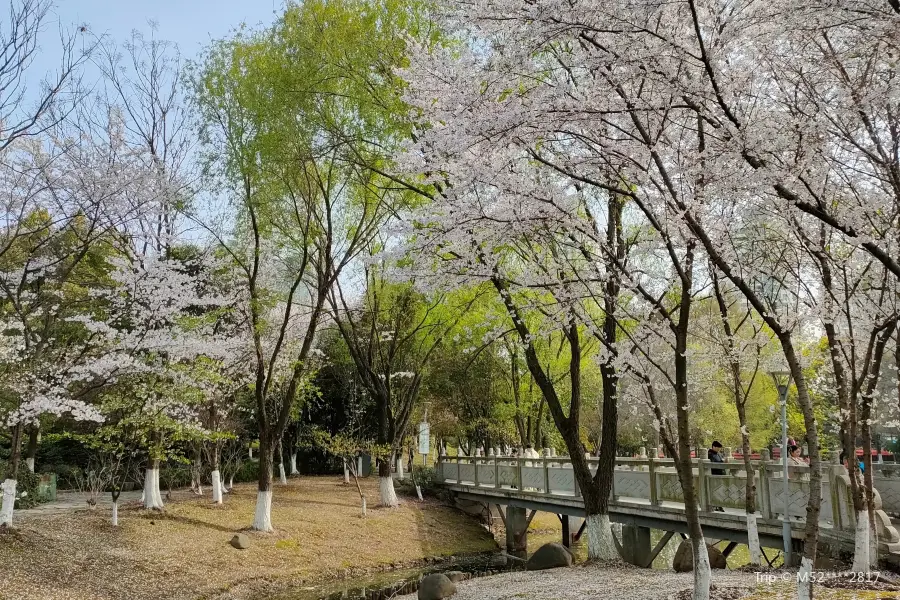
[526,542,573,571]
[229,534,250,550]
[672,540,727,572]
[418,573,457,600]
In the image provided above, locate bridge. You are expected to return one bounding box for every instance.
[435,450,900,568]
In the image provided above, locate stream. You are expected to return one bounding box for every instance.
[269,552,523,600]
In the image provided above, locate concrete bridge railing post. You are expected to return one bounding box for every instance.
[649,448,659,506]
[543,457,551,493]
[697,459,709,512]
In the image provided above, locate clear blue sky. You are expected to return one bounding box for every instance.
[28,0,280,97]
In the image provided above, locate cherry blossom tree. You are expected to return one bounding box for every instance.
[397,2,869,594]
[0,117,181,525]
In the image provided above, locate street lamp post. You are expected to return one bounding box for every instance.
[771,370,793,566]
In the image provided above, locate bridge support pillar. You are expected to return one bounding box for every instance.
[505,506,528,557]
[620,524,652,567]
[567,517,584,546]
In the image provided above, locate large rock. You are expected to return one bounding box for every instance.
[444,571,466,583]
[418,574,457,600]
[672,540,727,572]
[526,542,573,571]
[229,533,250,550]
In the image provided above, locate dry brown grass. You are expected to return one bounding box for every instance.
[0,476,497,600]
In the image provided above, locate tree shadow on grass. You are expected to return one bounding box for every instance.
[145,511,237,533]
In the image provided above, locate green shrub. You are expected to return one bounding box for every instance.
[233,459,259,483]
[0,461,43,509]
[396,466,440,497]
[160,464,192,491]
[43,463,80,490]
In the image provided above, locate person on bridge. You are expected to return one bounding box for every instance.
[788,445,809,481]
[840,450,865,474]
[708,441,726,475]
[707,441,726,512]
[523,444,540,466]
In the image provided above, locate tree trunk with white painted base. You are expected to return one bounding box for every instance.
[0,479,17,526]
[228,475,234,491]
[693,537,711,600]
[1,424,24,527]
[586,513,617,560]
[111,500,119,526]
[343,459,350,484]
[25,458,34,473]
[290,453,298,476]
[252,445,275,532]
[852,510,870,572]
[211,469,223,504]
[210,445,222,504]
[378,460,398,507]
[143,464,164,510]
[253,490,273,531]
[746,513,762,567]
[797,557,813,600]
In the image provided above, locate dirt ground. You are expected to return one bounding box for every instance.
[0,476,497,600]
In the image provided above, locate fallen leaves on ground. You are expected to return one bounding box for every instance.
[0,477,496,600]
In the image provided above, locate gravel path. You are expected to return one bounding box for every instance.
[400,565,760,600]
[15,490,144,517]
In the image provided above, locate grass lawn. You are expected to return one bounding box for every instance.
[0,476,497,600]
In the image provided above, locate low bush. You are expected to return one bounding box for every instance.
[232,459,259,484]
[0,461,43,509]
[396,465,441,497]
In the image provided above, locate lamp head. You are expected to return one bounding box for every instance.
[769,368,791,385]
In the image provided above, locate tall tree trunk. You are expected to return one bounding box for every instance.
[736,400,761,564]
[276,437,287,485]
[0,424,23,526]
[511,348,528,447]
[859,321,895,570]
[211,444,223,505]
[253,430,274,531]
[533,395,544,449]
[672,250,709,600]
[781,336,821,599]
[589,190,624,561]
[25,426,38,473]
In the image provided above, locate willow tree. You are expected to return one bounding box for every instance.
[190,0,428,530]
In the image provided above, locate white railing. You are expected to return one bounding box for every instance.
[437,454,836,525]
